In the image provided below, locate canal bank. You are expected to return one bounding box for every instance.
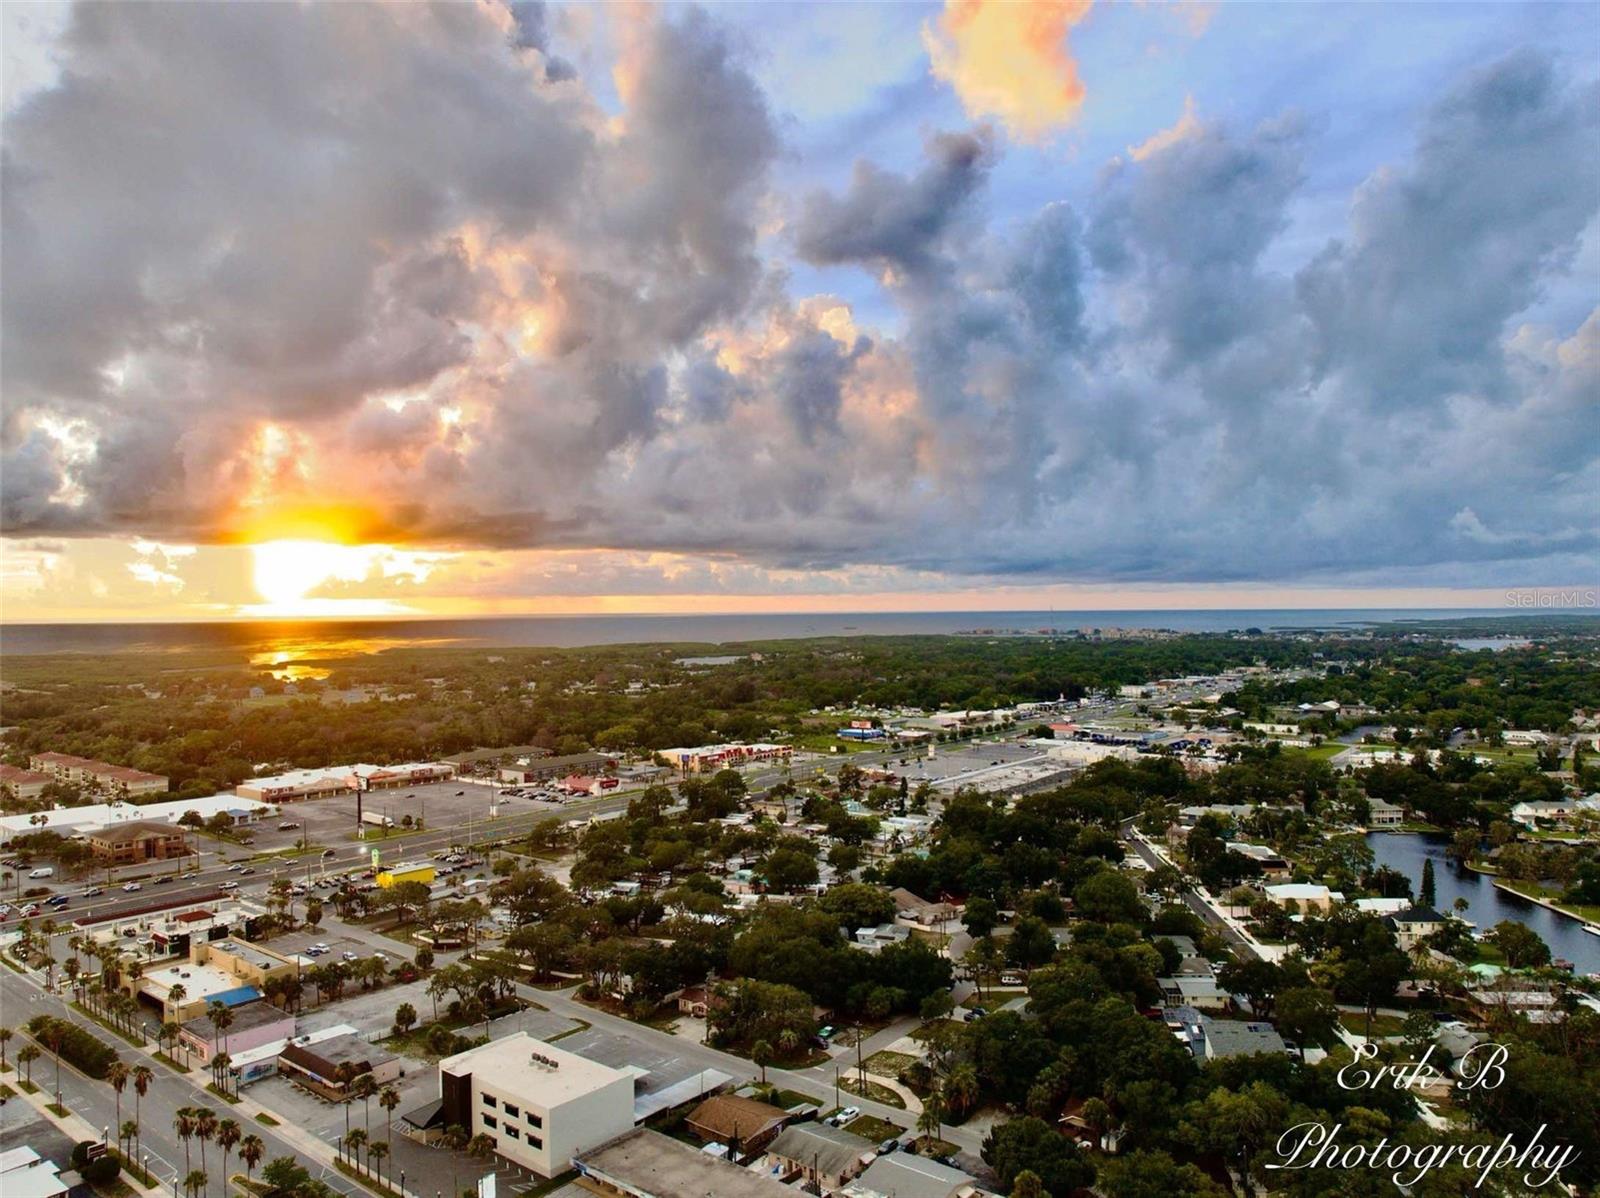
[1364,831,1600,975]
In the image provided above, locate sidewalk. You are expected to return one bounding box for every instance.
[6,1067,163,1196]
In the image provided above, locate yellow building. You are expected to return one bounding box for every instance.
[376,860,436,888]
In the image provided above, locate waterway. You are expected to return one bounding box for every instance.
[1365,831,1600,976]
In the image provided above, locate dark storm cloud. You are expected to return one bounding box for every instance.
[1,2,1595,590]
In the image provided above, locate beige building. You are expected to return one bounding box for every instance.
[28,752,167,796]
[136,938,299,1022]
[438,1033,635,1177]
[0,765,51,803]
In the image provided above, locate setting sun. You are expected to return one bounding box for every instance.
[251,539,373,609]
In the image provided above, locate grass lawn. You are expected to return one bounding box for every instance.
[70,1002,149,1049]
[548,1019,592,1042]
[910,1019,957,1042]
[334,1158,405,1197]
[46,1102,70,1116]
[1495,880,1600,924]
[18,1079,40,1094]
[961,990,1025,1010]
[206,1081,241,1104]
[768,1088,822,1109]
[913,1137,959,1156]
[863,1050,919,1079]
[839,1076,904,1109]
[845,1114,905,1143]
[255,1112,281,1126]
[153,1052,191,1073]
[1339,1012,1408,1039]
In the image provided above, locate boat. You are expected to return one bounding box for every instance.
[1583,924,1600,938]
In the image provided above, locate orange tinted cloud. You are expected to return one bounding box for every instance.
[924,0,1093,142]
[1128,93,1202,160]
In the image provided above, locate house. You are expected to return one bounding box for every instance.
[1262,883,1342,913]
[1384,906,1447,952]
[0,764,51,802]
[1165,1008,1288,1060]
[683,1094,789,1157]
[1510,798,1600,830]
[676,986,722,1019]
[853,924,912,950]
[436,1033,636,1177]
[844,1154,979,1198]
[83,820,193,865]
[1366,799,1405,829]
[889,888,960,929]
[1158,975,1230,1009]
[763,1123,875,1191]
[279,1033,400,1098]
[1226,842,1291,879]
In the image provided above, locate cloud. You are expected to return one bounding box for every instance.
[923,0,1092,142]
[1128,94,1203,161]
[0,4,1596,595]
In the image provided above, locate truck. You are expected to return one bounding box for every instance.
[360,811,394,828]
[27,866,54,879]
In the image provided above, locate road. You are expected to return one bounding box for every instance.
[1120,821,1257,959]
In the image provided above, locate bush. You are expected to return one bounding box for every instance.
[26,1015,119,1079]
[71,1141,123,1183]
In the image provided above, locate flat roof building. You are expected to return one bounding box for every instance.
[280,1033,400,1098]
[577,1129,800,1198]
[439,1033,636,1178]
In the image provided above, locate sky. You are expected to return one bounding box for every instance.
[1,0,1597,622]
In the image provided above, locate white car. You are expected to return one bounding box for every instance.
[342,951,359,961]
[121,882,143,892]
[219,881,239,891]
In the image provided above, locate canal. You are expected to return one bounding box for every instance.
[1365,831,1600,976]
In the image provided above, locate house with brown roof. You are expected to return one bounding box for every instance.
[0,765,50,802]
[84,820,192,865]
[684,1094,789,1158]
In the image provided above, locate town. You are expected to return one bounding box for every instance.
[0,619,1596,1198]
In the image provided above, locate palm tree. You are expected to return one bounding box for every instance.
[345,1128,368,1171]
[379,1086,401,1155]
[183,1169,208,1198]
[206,1001,234,1058]
[943,1063,979,1119]
[752,1040,773,1084]
[195,1108,218,1179]
[108,1061,130,1141]
[334,1063,358,1142]
[41,1021,66,1106]
[367,1141,389,1186]
[216,1118,241,1186]
[173,1107,196,1173]
[166,983,188,1026]
[212,1053,233,1098]
[440,1125,469,1153]
[467,1133,495,1159]
[0,1025,11,1072]
[917,1093,944,1145]
[120,1119,139,1160]
[238,1135,264,1183]
[17,1044,40,1087]
[352,1073,377,1135]
[132,1064,153,1163]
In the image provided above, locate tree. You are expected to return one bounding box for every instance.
[132,1064,154,1163]
[183,1169,208,1198]
[1419,858,1436,908]
[983,1117,1095,1198]
[917,1092,945,1143]
[1489,920,1551,968]
[467,1133,496,1159]
[1073,870,1145,925]
[108,1061,130,1143]
[195,1107,218,1178]
[963,896,999,939]
[174,1107,196,1173]
[1079,1097,1111,1151]
[380,1086,401,1155]
[1097,1151,1223,1198]
[239,1136,265,1182]
[1010,1170,1047,1198]
[367,1140,389,1185]
[1005,916,1057,970]
[752,1040,773,1084]
[1275,987,1337,1048]
[1216,958,1286,1020]
[0,1026,10,1071]
[392,1002,417,1037]
[217,1118,241,1186]
[17,1043,40,1086]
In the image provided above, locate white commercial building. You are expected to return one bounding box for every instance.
[438,1034,636,1177]
[0,794,276,841]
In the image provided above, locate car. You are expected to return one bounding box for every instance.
[81,887,103,897]
[19,904,40,916]
[46,895,70,908]
[154,875,174,884]
[877,1139,899,1156]
[121,882,143,892]
[313,942,330,951]
[278,822,301,831]
[836,1107,860,1124]
[342,951,359,961]
[239,867,256,875]
[227,864,242,872]
[818,1025,835,1041]
[219,881,239,891]
[455,790,465,796]
[183,871,199,879]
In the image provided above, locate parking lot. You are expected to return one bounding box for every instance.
[239,780,534,857]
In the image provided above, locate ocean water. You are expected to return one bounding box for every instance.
[0,607,1560,657]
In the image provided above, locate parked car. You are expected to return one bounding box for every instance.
[877,1139,899,1156]
[834,1107,860,1125]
